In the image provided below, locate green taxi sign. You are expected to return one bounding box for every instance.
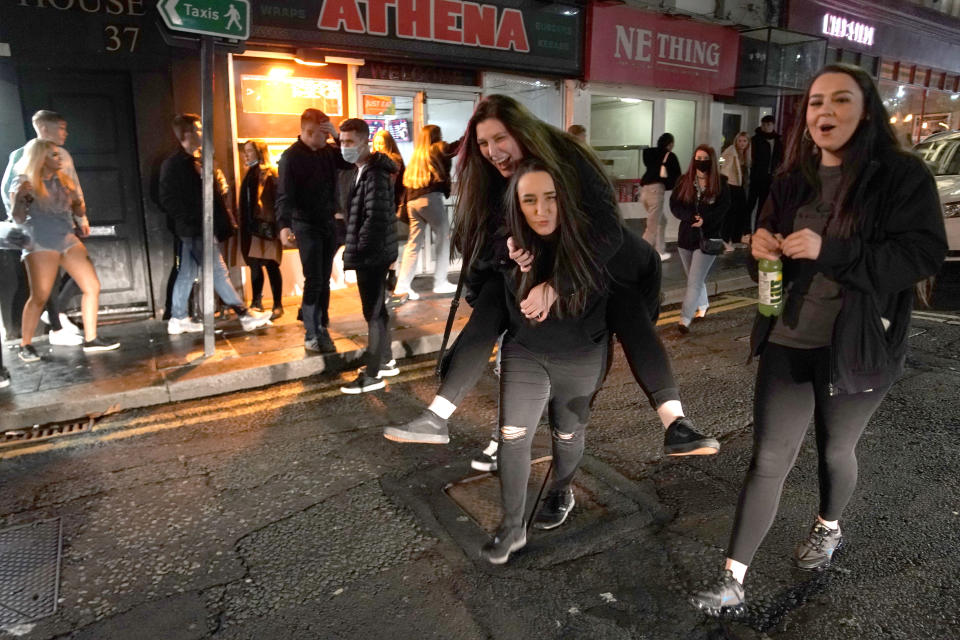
[158,0,250,40]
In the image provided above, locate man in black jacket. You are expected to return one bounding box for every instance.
[338,118,398,394]
[159,114,270,335]
[276,109,353,353]
[747,115,783,226]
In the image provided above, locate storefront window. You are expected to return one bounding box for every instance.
[360,93,416,163]
[483,72,563,128]
[881,81,960,146]
[665,99,696,170]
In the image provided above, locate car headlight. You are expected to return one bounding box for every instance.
[946,202,960,218]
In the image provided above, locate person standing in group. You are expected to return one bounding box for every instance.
[690,63,946,617]
[393,125,457,300]
[2,110,84,346]
[372,129,406,297]
[720,132,752,251]
[337,119,399,394]
[8,139,120,360]
[239,139,284,320]
[640,133,682,261]
[276,109,354,353]
[384,95,719,466]
[670,146,730,335]
[747,115,783,226]
[480,159,611,564]
[159,114,271,336]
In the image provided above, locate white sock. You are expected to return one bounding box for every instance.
[657,401,684,429]
[817,516,840,530]
[428,396,456,420]
[724,558,748,584]
[482,439,498,456]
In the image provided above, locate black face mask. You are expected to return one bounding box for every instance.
[694,160,711,173]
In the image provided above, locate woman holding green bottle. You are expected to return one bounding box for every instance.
[690,63,947,616]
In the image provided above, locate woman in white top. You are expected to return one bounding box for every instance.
[719,131,751,251]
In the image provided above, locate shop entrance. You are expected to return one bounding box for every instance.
[18,71,152,316]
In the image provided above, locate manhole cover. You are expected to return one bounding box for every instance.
[445,457,605,534]
[0,518,63,626]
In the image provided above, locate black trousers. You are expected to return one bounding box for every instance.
[292,221,336,339]
[727,343,890,565]
[747,175,772,229]
[356,265,391,378]
[722,185,749,243]
[246,257,282,307]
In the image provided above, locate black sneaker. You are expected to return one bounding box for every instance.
[533,488,575,530]
[690,570,746,617]
[470,440,499,472]
[83,336,120,353]
[340,372,386,395]
[317,328,337,353]
[0,367,10,389]
[383,410,449,444]
[479,524,526,565]
[664,417,720,456]
[794,521,844,571]
[18,344,40,363]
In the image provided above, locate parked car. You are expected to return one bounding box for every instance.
[913,130,960,259]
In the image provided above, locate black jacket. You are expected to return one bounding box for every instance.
[670,176,731,251]
[750,150,947,395]
[343,152,399,269]
[159,148,233,241]
[640,147,682,190]
[751,127,784,180]
[406,141,454,201]
[276,137,352,235]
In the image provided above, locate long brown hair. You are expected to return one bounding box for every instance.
[733,132,751,168]
[505,159,605,317]
[452,94,615,268]
[244,139,272,167]
[403,125,445,190]
[673,144,721,205]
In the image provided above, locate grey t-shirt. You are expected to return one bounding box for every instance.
[769,164,844,349]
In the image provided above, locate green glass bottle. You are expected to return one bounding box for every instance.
[758,258,783,317]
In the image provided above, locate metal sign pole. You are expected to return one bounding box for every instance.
[201,35,215,357]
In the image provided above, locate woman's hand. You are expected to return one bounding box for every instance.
[507,236,534,272]
[14,180,33,204]
[520,282,557,323]
[781,228,822,260]
[77,216,91,237]
[690,215,704,228]
[751,228,784,261]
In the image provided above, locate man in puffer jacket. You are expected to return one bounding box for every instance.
[338,119,399,394]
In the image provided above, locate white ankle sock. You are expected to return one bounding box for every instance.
[428,396,456,420]
[657,401,684,429]
[725,559,748,584]
[817,516,839,530]
[482,439,498,456]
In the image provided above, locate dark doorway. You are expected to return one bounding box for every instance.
[18,71,152,316]
[722,113,743,153]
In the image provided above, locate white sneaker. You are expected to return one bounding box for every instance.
[48,328,84,346]
[168,317,203,335]
[59,313,81,334]
[658,251,673,261]
[40,311,52,326]
[240,309,271,332]
[395,288,419,301]
[432,281,457,294]
[378,359,400,377]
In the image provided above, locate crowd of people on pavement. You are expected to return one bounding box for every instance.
[0,63,949,620]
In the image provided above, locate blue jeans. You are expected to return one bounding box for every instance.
[171,236,244,320]
[677,247,717,325]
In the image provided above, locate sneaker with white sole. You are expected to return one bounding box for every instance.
[40,311,81,334]
[48,328,84,346]
[168,317,203,335]
[471,440,499,472]
[794,521,844,571]
[0,367,10,389]
[479,524,527,565]
[378,359,400,377]
[690,570,746,617]
[395,289,419,301]
[383,410,449,444]
[18,344,40,363]
[340,372,386,394]
[83,336,120,353]
[432,281,457,294]
[533,488,575,530]
[239,309,271,332]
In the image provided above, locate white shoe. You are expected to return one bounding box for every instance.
[168,317,203,335]
[658,251,672,261]
[395,289,419,301]
[240,309,271,332]
[432,281,457,294]
[48,328,84,346]
[59,313,81,334]
[378,359,400,377]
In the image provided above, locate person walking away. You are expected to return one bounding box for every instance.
[670,145,730,334]
[337,119,399,394]
[640,133,682,260]
[747,115,783,227]
[2,110,84,345]
[276,109,354,352]
[720,132,752,251]
[690,63,947,616]
[8,140,120,360]
[240,140,284,319]
[159,114,270,336]
[393,125,457,299]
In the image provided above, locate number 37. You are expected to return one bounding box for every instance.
[105,25,140,53]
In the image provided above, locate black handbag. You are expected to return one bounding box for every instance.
[695,185,724,255]
[250,220,277,240]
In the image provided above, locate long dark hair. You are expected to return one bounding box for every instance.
[505,159,605,317]
[452,94,615,267]
[674,144,721,205]
[781,63,902,239]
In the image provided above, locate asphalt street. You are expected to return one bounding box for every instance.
[0,264,958,640]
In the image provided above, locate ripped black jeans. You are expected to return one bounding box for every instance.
[497,339,608,529]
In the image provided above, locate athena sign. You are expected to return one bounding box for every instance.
[822,13,875,47]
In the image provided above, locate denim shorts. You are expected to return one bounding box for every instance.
[22,215,80,259]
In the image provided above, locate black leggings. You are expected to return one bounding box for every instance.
[498,340,608,528]
[727,343,890,565]
[246,257,282,306]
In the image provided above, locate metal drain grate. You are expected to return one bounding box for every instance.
[0,518,63,626]
[3,417,96,446]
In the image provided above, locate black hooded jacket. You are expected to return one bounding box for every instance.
[751,127,784,180]
[343,152,399,269]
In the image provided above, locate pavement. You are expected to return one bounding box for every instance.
[0,245,753,432]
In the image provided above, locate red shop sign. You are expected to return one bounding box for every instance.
[586,6,739,96]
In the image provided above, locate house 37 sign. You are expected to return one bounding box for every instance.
[586,5,739,96]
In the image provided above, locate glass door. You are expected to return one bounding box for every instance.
[357,89,418,164]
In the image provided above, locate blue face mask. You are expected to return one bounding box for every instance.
[341,144,364,164]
